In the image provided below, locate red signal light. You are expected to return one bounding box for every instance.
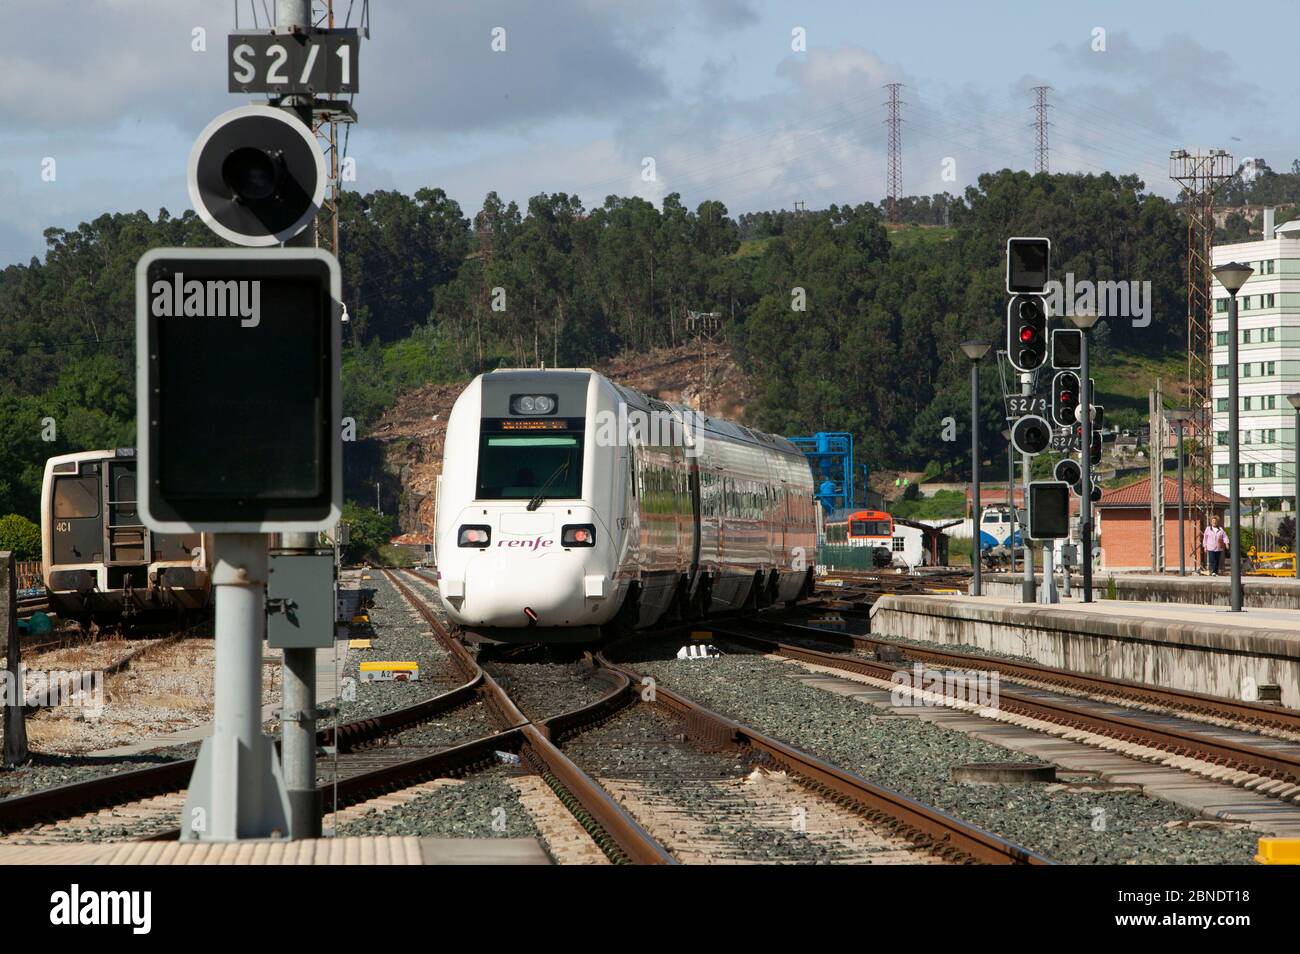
[1019,327,1036,343]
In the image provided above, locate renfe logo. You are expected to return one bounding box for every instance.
[497,536,553,550]
[150,272,261,328]
[49,884,152,935]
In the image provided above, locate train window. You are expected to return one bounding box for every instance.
[850,519,891,536]
[54,474,100,519]
[476,433,583,500]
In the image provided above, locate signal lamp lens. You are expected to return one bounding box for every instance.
[1019,327,1036,343]
[222,147,281,202]
[561,524,596,547]
[458,525,491,548]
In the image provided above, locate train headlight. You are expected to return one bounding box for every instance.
[458,525,491,548]
[510,393,557,415]
[561,524,596,547]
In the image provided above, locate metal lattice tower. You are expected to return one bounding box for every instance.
[884,83,903,222]
[1169,148,1234,531]
[310,0,341,256]
[1031,86,1051,174]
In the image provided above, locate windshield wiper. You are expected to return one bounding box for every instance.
[526,460,571,511]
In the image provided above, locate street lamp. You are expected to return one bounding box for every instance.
[1214,261,1254,611]
[1068,307,1101,601]
[961,340,992,595]
[1288,392,1300,580]
[1001,426,1016,573]
[1165,407,1196,576]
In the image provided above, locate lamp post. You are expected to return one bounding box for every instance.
[1214,261,1254,612]
[1290,393,1300,580]
[1068,307,1101,602]
[1001,426,1016,573]
[1165,408,1196,576]
[961,340,992,595]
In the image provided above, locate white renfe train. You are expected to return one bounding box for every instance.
[433,369,818,640]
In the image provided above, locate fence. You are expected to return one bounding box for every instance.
[816,545,886,572]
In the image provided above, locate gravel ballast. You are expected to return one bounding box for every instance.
[622,639,1261,864]
[337,767,539,839]
[332,573,468,725]
[564,704,882,863]
[0,744,198,801]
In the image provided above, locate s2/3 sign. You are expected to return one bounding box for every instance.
[228,30,359,95]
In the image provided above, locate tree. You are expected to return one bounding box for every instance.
[0,514,41,560]
[341,501,396,564]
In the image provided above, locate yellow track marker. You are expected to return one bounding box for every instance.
[1256,838,1300,865]
[359,661,420,682]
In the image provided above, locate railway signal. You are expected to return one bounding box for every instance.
[1006,237,1050,293]
[1053,458,1081,487]
[1051,328,1082,369]
[1010,414,1052,456]
[136,246,341,842]
[1051,371,1080,428]
[1070,424,1103,466]
[1007,295,1049,372]
[1027,481,1071,539]
[136,248,342,532]
[1005,238,1051,373]
[188,104,327,247]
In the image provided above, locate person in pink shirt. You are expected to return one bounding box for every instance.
[1203,514,1229,575]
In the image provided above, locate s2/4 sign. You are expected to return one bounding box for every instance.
[228,30,359,95]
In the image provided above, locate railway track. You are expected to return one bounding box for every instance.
[397,570,1047,864]
[1,571,672,863]
[2,567,1046,863]
[773,615,1300,738]
[711,617,1300,800]
[594,636,1050,865]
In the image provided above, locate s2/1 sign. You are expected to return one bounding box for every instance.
[228,30,359,95]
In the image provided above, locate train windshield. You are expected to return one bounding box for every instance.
[477,434,584,500]
[850,519,891,536]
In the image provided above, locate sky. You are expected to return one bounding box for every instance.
[1,0,1296,267]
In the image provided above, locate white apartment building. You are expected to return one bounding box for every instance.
[1210,209,1300,508]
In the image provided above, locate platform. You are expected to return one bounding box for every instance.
[870,593,1300,708]
[982,570,1300,609]
[0,836,552,865]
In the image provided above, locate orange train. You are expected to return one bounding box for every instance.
[823,509,894,547]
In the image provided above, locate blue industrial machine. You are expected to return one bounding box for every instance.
[789,432,862,515]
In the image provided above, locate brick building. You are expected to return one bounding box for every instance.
[1096,476,1228,571]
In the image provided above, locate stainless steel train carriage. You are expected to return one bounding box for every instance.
[432,369,817,640]
[41,449,211,620]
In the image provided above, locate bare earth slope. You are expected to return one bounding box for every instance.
[369,342,752,535]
